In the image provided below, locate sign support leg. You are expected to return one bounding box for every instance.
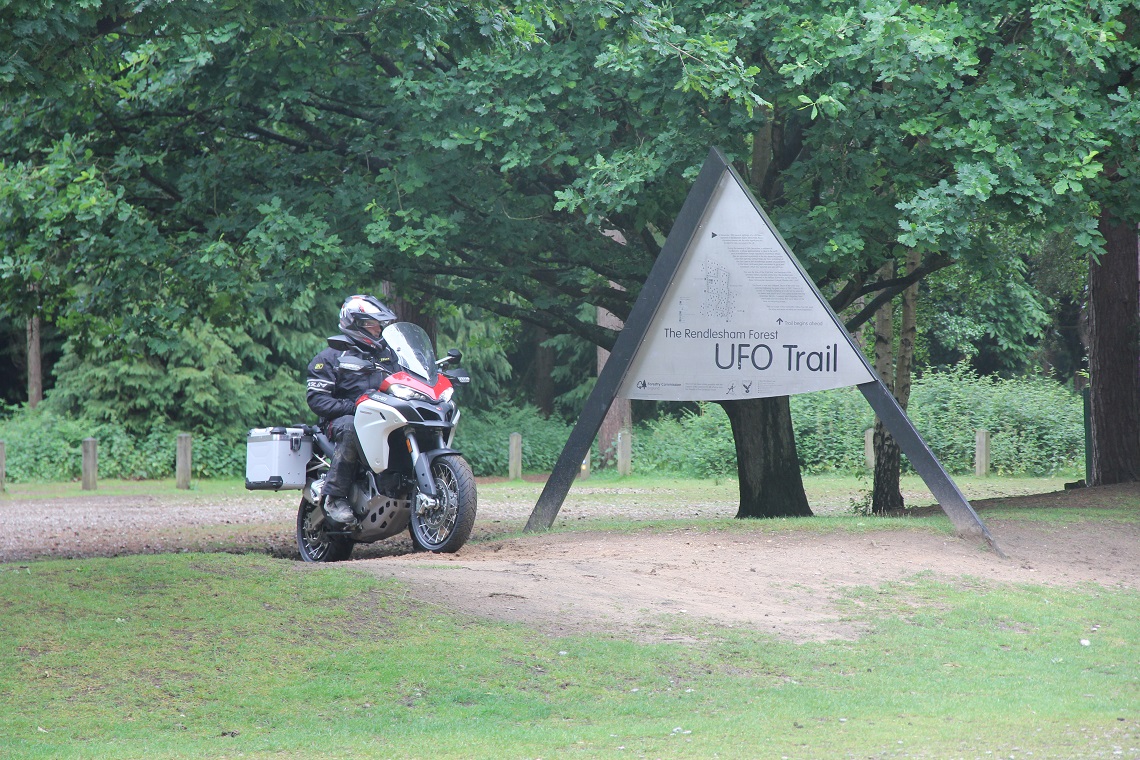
[526,373,620,531]
[858,380,1004,555]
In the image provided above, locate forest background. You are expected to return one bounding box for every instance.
[0,1,1135,502]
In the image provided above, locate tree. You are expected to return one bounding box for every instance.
[879,2,1140,484]
[2,0,1136,515]
[1087,212,1140,484]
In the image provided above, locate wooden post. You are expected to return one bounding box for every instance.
[82,437,98,490]
[27,315,42,409]
[865,428,875,470]
[176,433,192,489]
[975,429,991,477]
[508,432,523,480]
[616,428,632,477]
[597,302,632,466]
[0,440,6,494]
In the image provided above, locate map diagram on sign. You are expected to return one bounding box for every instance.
[678,256,739,323]
[699,258,734,321]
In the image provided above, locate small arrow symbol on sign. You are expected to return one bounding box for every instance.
[776,317,784,324]
[711,232,717,238]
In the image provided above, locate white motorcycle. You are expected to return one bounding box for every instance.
[248,322,477,562]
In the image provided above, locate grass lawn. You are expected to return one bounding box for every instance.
[2,473,1137,759]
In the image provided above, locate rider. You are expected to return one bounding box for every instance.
[306,294,400,528]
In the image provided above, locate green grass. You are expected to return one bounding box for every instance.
[2,549,1138,758]
[2,473,1135,757]
[1,471,1080,513]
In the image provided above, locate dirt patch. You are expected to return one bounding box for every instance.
[2,482,1137,643]
[363,517,1140,643]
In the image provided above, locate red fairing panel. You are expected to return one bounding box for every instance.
[380,371,453,401]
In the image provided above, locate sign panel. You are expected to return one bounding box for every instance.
[620,171,873,400]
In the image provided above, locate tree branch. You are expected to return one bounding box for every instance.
[839,253,955,331]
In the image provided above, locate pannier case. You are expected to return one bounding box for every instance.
[245,427,313,490]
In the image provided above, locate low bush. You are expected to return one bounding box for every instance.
[0,407,244,483]
[790,389,873,473]
[907,365,1084,476]
[630,367,1083,477]
[632,406,738,478]
[455,404,574,477]
[0,368,1084,481]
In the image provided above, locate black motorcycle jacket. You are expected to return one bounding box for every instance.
[306,336,400,424]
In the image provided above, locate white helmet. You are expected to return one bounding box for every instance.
[338,294,397,350]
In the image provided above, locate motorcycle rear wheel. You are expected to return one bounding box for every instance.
[409,454,477,553]
[297,496,354,562]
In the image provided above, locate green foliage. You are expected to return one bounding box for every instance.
[434,305,517,410]
[0,367,1088,482]
[631,404,738,479]
[631,398,868,479]
[453,404,572,477]
[0,407,243,482]
[631,369,1083,478]
[790,390,875,473]
[919,249,1052,373]
[0,0,1132,491]
[0,368,1087,482]
[44,318,311,441]
[908,365,1085,476]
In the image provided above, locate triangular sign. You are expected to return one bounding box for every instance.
[619,167,873,401]
[525,147,999,554]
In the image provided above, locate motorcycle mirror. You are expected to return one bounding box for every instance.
[436,348,462,367]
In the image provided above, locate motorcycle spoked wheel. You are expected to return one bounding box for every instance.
[297,495,354,562]
[409,454,477,553]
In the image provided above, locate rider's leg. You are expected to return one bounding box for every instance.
[323,415,361,526]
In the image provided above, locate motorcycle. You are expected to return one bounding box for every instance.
[295,321,477,562]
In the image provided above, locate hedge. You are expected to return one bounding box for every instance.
[0,367,1084,482]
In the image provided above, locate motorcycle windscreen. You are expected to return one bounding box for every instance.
[382,322,439,384]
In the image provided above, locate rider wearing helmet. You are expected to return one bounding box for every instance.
[306,295,400,528]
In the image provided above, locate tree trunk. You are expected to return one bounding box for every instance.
[895,250,920,410]
[871,261,904,513]
[26,315,42,409]
[1087,213,1140,485]
[381,283,437,344]
[532,327,555,417]
[720,396,812,518]
[871,420,902,512]
[870,252,921,513]
[850,295,867,350]
[597,306,631,465]
[718,122,811,518]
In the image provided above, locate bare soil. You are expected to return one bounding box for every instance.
[2,481,1137,643]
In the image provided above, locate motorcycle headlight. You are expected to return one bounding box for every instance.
[440,387,454,403]
[389,384,430,402]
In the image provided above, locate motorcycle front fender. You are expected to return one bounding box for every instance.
[412,446,463,499]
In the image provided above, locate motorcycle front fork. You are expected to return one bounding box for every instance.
[406,429,443,512]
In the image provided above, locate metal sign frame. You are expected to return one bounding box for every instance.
[525,147,1001,554]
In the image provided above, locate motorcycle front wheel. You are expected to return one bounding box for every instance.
[409,454,477,553]
[297,496,354,562]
